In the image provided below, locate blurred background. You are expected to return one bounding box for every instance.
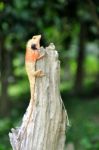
[0,0,99,149]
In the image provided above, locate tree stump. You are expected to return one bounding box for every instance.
[9,43,69,150]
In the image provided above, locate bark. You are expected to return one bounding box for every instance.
[9,43,69,150]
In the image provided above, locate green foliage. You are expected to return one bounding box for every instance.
[0,2,5,11]
[8,79,29,98]
[0,118,12,150]
[85,55,98,75]
[66,98,99,150]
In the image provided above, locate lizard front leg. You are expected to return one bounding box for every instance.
[33,53,45,77]
[33,70,45,77]
[37,53,45,60]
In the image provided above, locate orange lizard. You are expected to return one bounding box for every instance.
[25,35,45,98]
[18,35,45,147]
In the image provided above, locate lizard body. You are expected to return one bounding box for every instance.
[25,35,44,98]
[18,35,45,148]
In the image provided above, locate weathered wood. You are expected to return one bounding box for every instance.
[9,43,69,150]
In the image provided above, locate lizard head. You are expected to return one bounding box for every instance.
[26,35,41,51]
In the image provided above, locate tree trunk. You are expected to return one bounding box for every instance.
[9,43,69,150]
[0,37,11,117]
[74,22,86,91]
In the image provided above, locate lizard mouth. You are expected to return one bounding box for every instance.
[31,44,38,50]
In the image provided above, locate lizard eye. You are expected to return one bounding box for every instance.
[31,44,37,50]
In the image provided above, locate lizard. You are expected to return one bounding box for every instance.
[25,34,45,98]
[18,35,45,147]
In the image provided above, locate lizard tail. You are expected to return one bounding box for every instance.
[18,63,36,149]
[18,78,36,149]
